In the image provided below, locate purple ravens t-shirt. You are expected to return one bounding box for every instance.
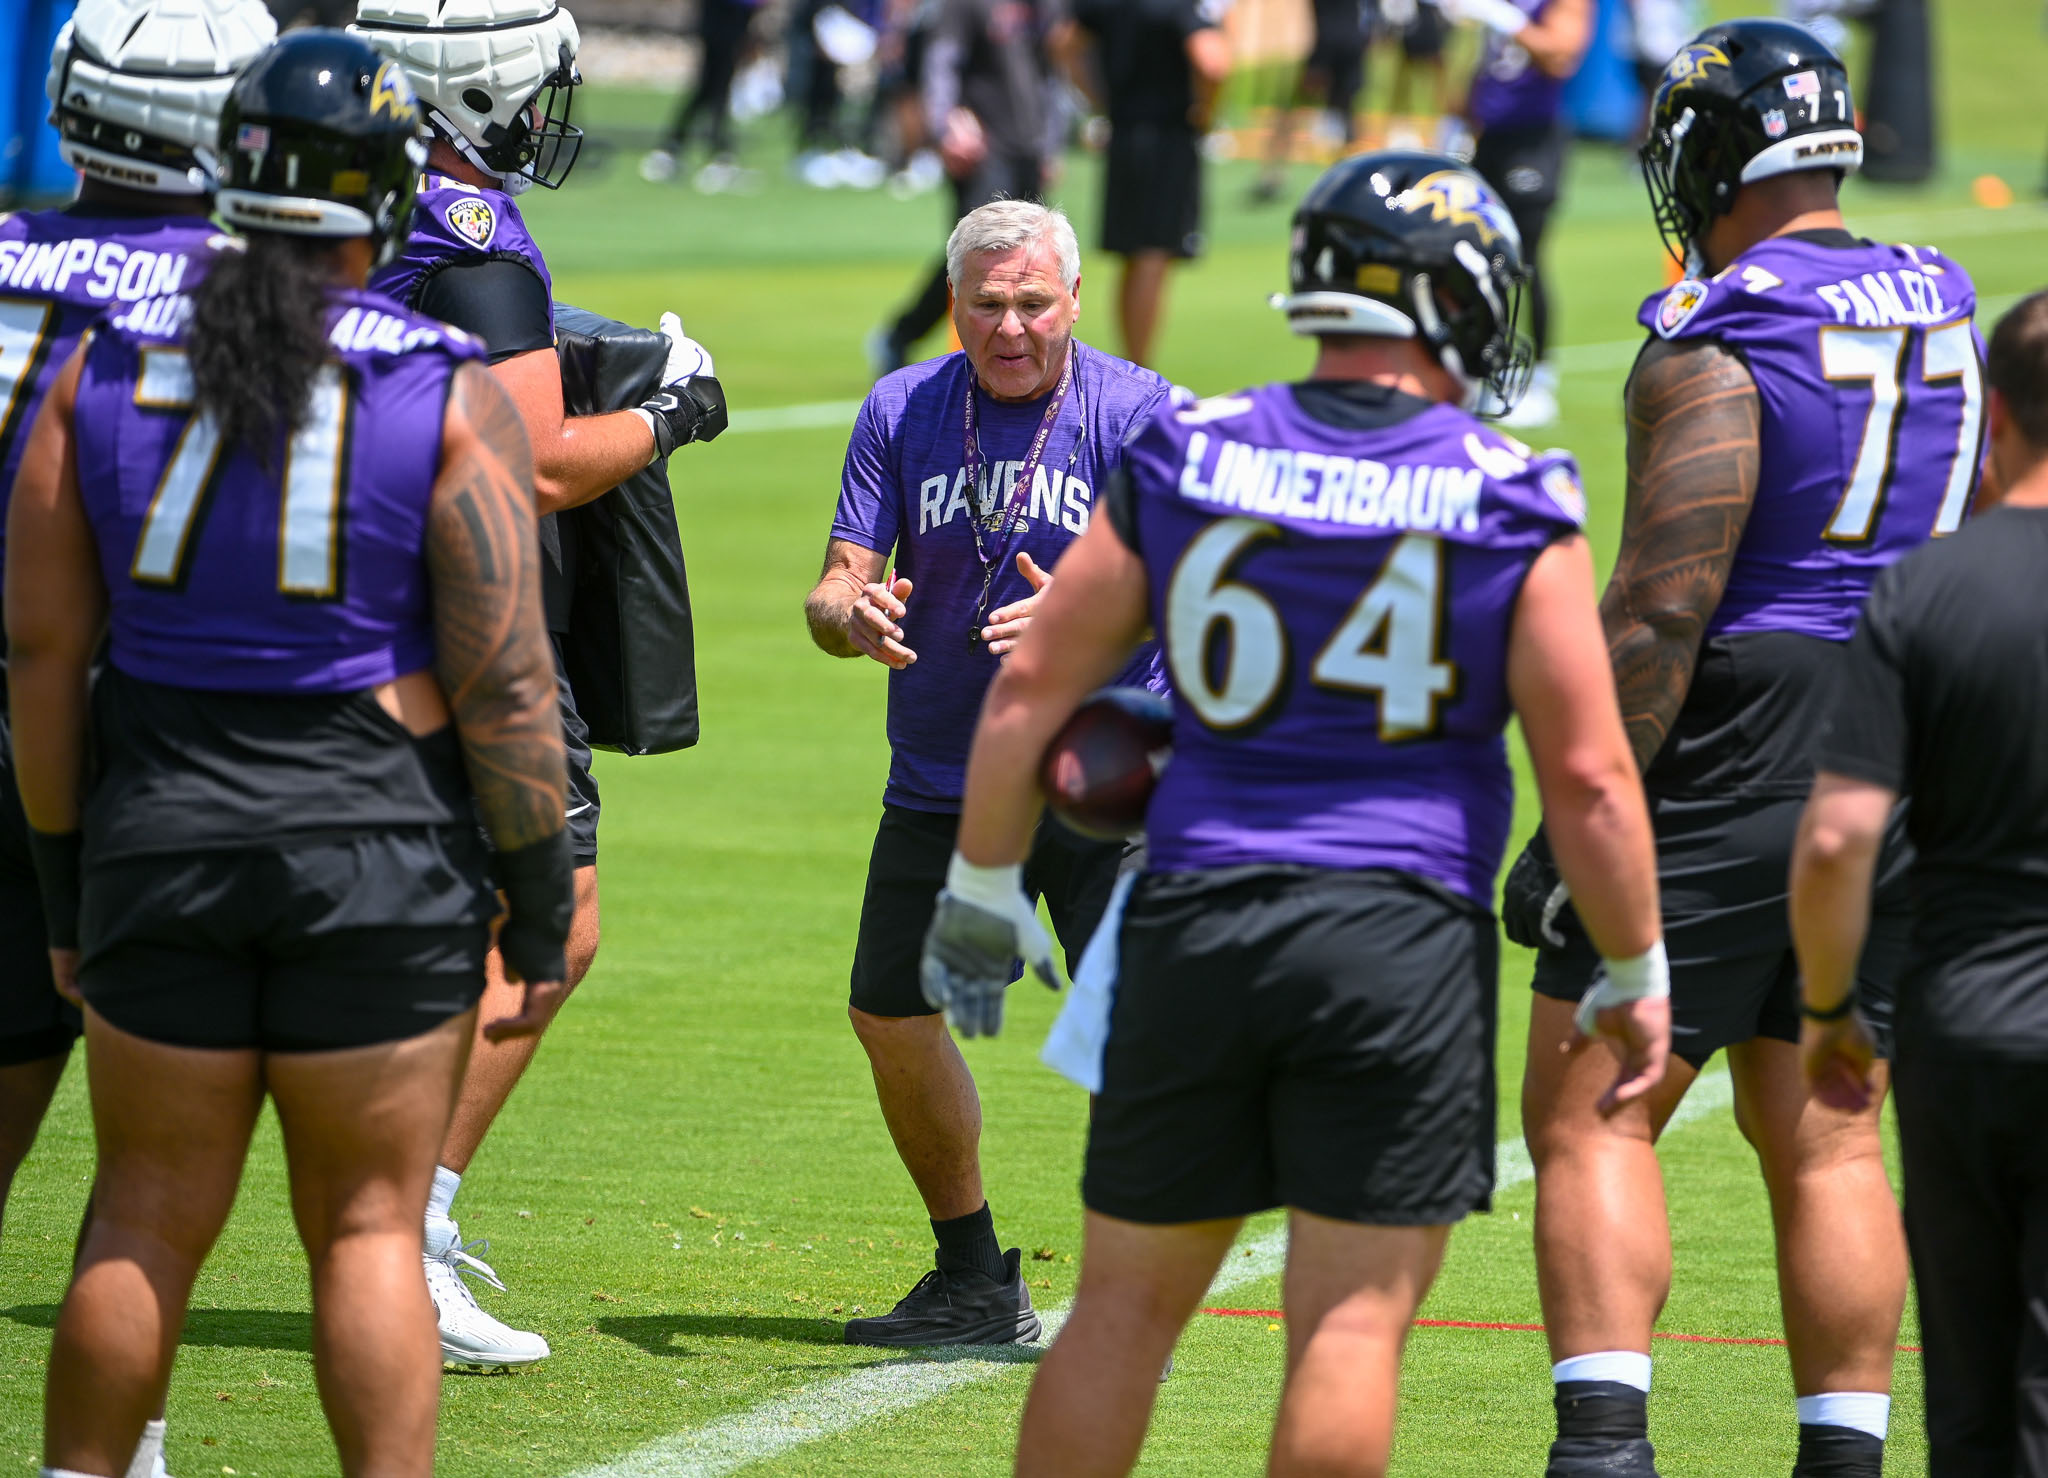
[370,175,554,326]
[1640,234,1981,644]
[1467,0,1562,132]
[73,284,486,694]
[1124,384,1584,902]
[833,343,1172,811]
[0,207,227,603]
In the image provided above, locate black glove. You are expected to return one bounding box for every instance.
[642,374,728,455]
[493,829,575,984]
[1501,827,1583,951]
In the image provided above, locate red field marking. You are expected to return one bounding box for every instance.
[1199,1308,1922,1354]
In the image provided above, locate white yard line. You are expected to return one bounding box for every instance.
[568,1069,1734,1478]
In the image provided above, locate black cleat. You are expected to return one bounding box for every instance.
[1545,1438,1661,1477]
[844,1247,1043,1347]
[1793,1424,1884,1477]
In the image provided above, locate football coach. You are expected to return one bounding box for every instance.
[805,199,1171,1348]
[1791,289,2048,1473]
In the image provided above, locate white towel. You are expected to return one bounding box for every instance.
[1040,871,1135,1093]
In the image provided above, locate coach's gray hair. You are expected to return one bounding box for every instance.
[945,200,1082,291]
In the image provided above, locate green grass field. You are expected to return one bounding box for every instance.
[5,3,2048,1472]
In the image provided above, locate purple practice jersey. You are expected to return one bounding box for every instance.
[370,175,554,321]
[1641,234,1981,644]
[1466,0,1562,132]
[833,343,1172,811]
[0,207,227,603]
[72,286,486,694]
[1122,383,1584,902]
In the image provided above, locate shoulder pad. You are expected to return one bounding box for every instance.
[1174,392,1254,426]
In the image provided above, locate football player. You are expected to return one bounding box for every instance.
[920,153,1669,1476]
[350,0,725,1369]
[1506,20,1980,1476]
[1,10,273,1473]
[12,31,573,1477]
[0,0,273,1243]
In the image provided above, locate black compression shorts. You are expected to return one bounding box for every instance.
[849,804,1130,1018]
[1085,867,1498,1227]
[0,710,78,1066]
[80,828,497,1052]
[551,634,600,867]
[1531,793,1912,1069]
[1102,121,1204,259]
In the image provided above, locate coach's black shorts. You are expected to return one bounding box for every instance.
[551,635,600,867]
[1085,867,1498,1227]
[0,711,78,1067]
[1102,121,1204,260]
[849,804,1129,1019]
[1471,120,1568,217]
[1531,794,1912,1070]
[79,828,497,1053]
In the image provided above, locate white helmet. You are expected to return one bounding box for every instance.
[350,0,582,194]
[46,0,277,196]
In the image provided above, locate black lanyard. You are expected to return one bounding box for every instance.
[961,346,1087,643]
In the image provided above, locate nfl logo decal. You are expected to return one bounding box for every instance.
[1657,279,1710,338]
[445,196,497,248]
[1763,108,1788,138]
[1783,70,1820,100]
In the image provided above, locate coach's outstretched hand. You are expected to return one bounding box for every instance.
[1502,827,1582,950]
[920,856,1058,1038]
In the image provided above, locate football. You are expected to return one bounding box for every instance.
[1038,687,1174,840]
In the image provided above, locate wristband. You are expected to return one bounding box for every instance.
[493,828,574,985]
[944,851,1026,914]
[1802,992,1858,1023]
[1576,939,1670,1038]
[640,375,729,458]
[25,827,82,951]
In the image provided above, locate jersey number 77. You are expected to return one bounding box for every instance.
[1819,318,1983,543]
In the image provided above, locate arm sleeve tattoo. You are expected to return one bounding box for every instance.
[427,360,568,850]
[1602,336,1761,774]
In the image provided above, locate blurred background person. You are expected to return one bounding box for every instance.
[870,0,1064,375]
[1251,0,1369,206]
[789,0,890,190]
[14,34,573,1476]
[1059,0,1232,369]
[641,0,766,193]
[1449,0,1592,427]
[1383,0,1454,149]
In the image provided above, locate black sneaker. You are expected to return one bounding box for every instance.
[1545,1439,1661,1477]
[843,1247,1043,1347]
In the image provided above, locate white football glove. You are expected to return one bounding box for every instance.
[638,310,727,458]
[919,855,1058,1039]
[658,310,715,385]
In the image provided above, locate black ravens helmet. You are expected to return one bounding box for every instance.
[1280,150,1534,413]
[1641,19,1862,272]
[214,29,428,265]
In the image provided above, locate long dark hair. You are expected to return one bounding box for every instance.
[187,232,334,466]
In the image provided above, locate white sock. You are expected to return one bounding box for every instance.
[1553,1350,1652,1392]
[122,1419,166,1478]
[1797,1392,1890,1440]
[427,1165,462,1222]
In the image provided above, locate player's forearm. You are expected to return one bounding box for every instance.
[1789,777,1889,1015]
[532,407,659,516]
[5,645,91,835]
[1535,743,1661,960]
[956,672,1060,868]
[1601,602,1705,774]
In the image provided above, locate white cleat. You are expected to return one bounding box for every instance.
[424,1217,551,1369]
